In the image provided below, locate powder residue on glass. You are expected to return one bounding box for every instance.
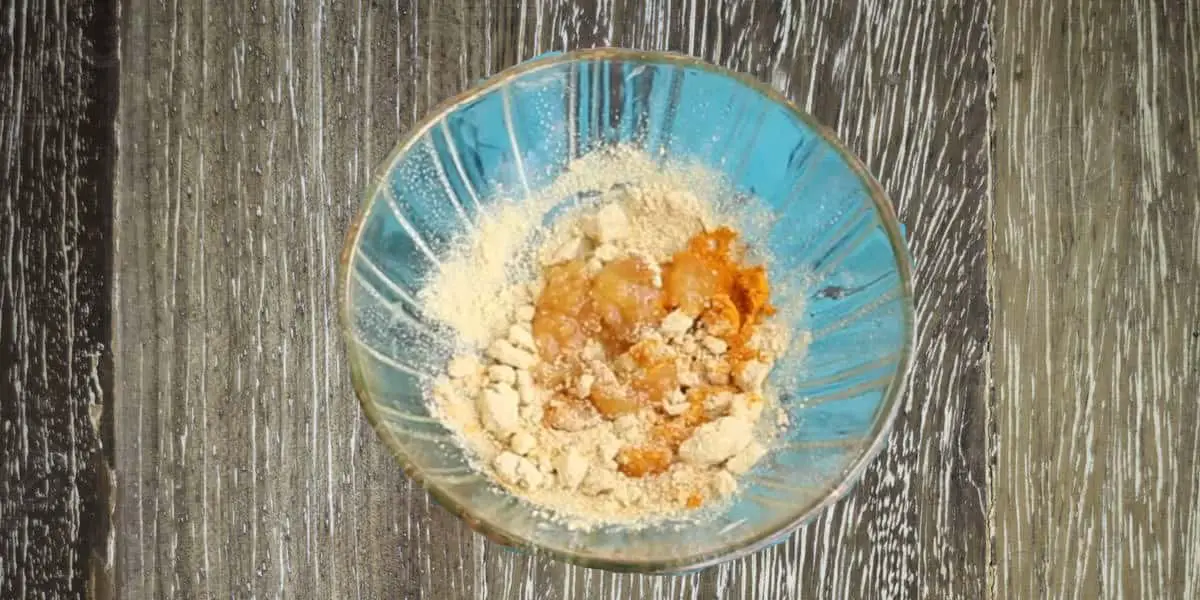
[420,148,801,528]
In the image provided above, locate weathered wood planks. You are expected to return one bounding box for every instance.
[111,1,990,597]
[992,0,1200,597]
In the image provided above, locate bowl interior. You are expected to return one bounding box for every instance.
[342,50,913,572]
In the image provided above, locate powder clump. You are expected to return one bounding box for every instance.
[420,148,806,529]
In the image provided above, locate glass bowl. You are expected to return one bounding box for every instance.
[339,48,914,573]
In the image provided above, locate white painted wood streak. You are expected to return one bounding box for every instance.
[992,1,1200,598]
[1,1,117,597]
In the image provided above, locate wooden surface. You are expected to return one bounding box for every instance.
[111,1,990,598]
[0,1,118,598]
[992,0,1200,597]
[1,0,1196,598]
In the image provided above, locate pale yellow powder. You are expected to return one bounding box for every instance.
[420,148,729,350]
[420,148,808,529]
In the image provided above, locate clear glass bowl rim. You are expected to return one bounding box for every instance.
[338,47,916,574]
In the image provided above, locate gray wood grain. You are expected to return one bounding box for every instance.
[991,1,1200,598]
[10,0,1199,597]
[1,0,118,597]
[112,1,990,598]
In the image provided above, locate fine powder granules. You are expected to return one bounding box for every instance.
[418,148,807,529]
